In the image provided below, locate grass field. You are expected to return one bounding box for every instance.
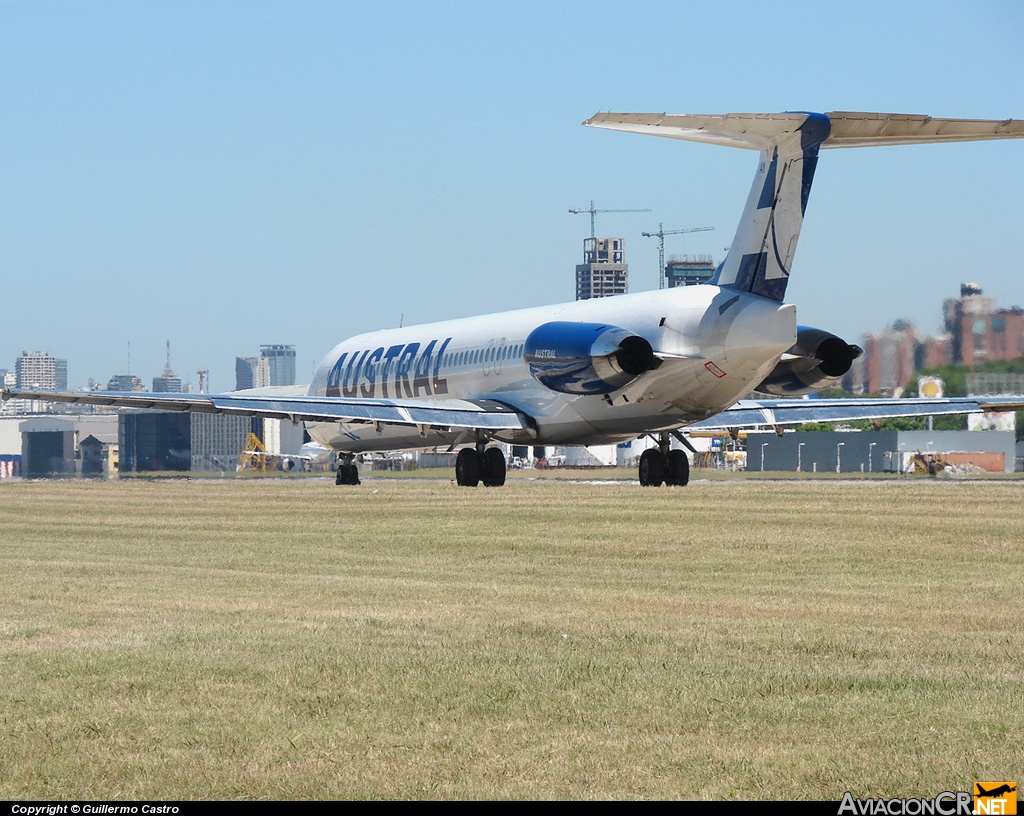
[1,476,1021,799]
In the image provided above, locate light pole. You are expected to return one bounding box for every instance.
[868,441,877,473]
[761,442,769,472]
[797,442,805,472]
[836,442,845,474]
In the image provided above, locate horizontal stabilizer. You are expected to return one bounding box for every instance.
[584,110,1024,304]
[584,111,1024,150]
[822,112,1024,148]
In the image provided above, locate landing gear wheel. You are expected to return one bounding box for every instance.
[665,449,690,487]
[481,447,506,487]
[639,449,664,487]
[455,448,481,487]
[335,463,360,485]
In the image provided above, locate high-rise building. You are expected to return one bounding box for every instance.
[260,344,296,386]
[106,374,146,392]
[15,351,67,391]
[153,341,182,393]
[152,373,182,393]
[665,255,716,288]
[235,356,271,391]
[575,237,628,300]
[943,283,1024,365]
[855,320,922,396]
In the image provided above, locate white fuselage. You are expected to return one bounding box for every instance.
[304,284,796,453]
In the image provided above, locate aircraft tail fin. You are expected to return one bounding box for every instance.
[584,111,1024,302]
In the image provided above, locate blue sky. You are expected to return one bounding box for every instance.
[2,0,1023,391]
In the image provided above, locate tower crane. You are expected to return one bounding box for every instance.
[642,223,715,289]
[569,200,651,239]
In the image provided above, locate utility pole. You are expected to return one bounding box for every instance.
[569,200,650,239]
[641,223,715,289]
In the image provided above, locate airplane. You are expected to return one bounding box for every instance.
[5,110,1024,487]
[976,784,1017,799]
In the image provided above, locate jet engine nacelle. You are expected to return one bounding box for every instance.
[524,321,657,395]
[755,326,862,397]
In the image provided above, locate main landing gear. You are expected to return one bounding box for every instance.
[332,445,508,488]
[335,454,360,486]
[638,432,690,487]
[455,444,506,487]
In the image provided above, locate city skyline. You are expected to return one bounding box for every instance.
[10,278,1024,398]
[3,343,296,395]
[3,2,1023,391]
[847,281,1024,395]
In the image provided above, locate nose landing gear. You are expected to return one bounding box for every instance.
[335,454,360,485]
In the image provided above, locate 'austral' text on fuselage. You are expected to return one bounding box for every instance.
[325,338,453,399]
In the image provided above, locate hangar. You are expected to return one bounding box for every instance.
[4,412,304,477]
[747,430,1018,474]
[18,415,118,477]
[118,412,305,473]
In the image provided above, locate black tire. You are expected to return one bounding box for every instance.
[665,449,690,487]
[336,463,359,485]
[481,447,506,487]
[455,448,481,487]
[639,449,664,487]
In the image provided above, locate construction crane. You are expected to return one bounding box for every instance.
[569,200,651,239]
[239,432,268,471]
[642,223,716,289]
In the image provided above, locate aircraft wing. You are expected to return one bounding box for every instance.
[690,397,1024,430]
[0,388,532,432]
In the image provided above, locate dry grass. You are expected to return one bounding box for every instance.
[1,477,1021,799]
